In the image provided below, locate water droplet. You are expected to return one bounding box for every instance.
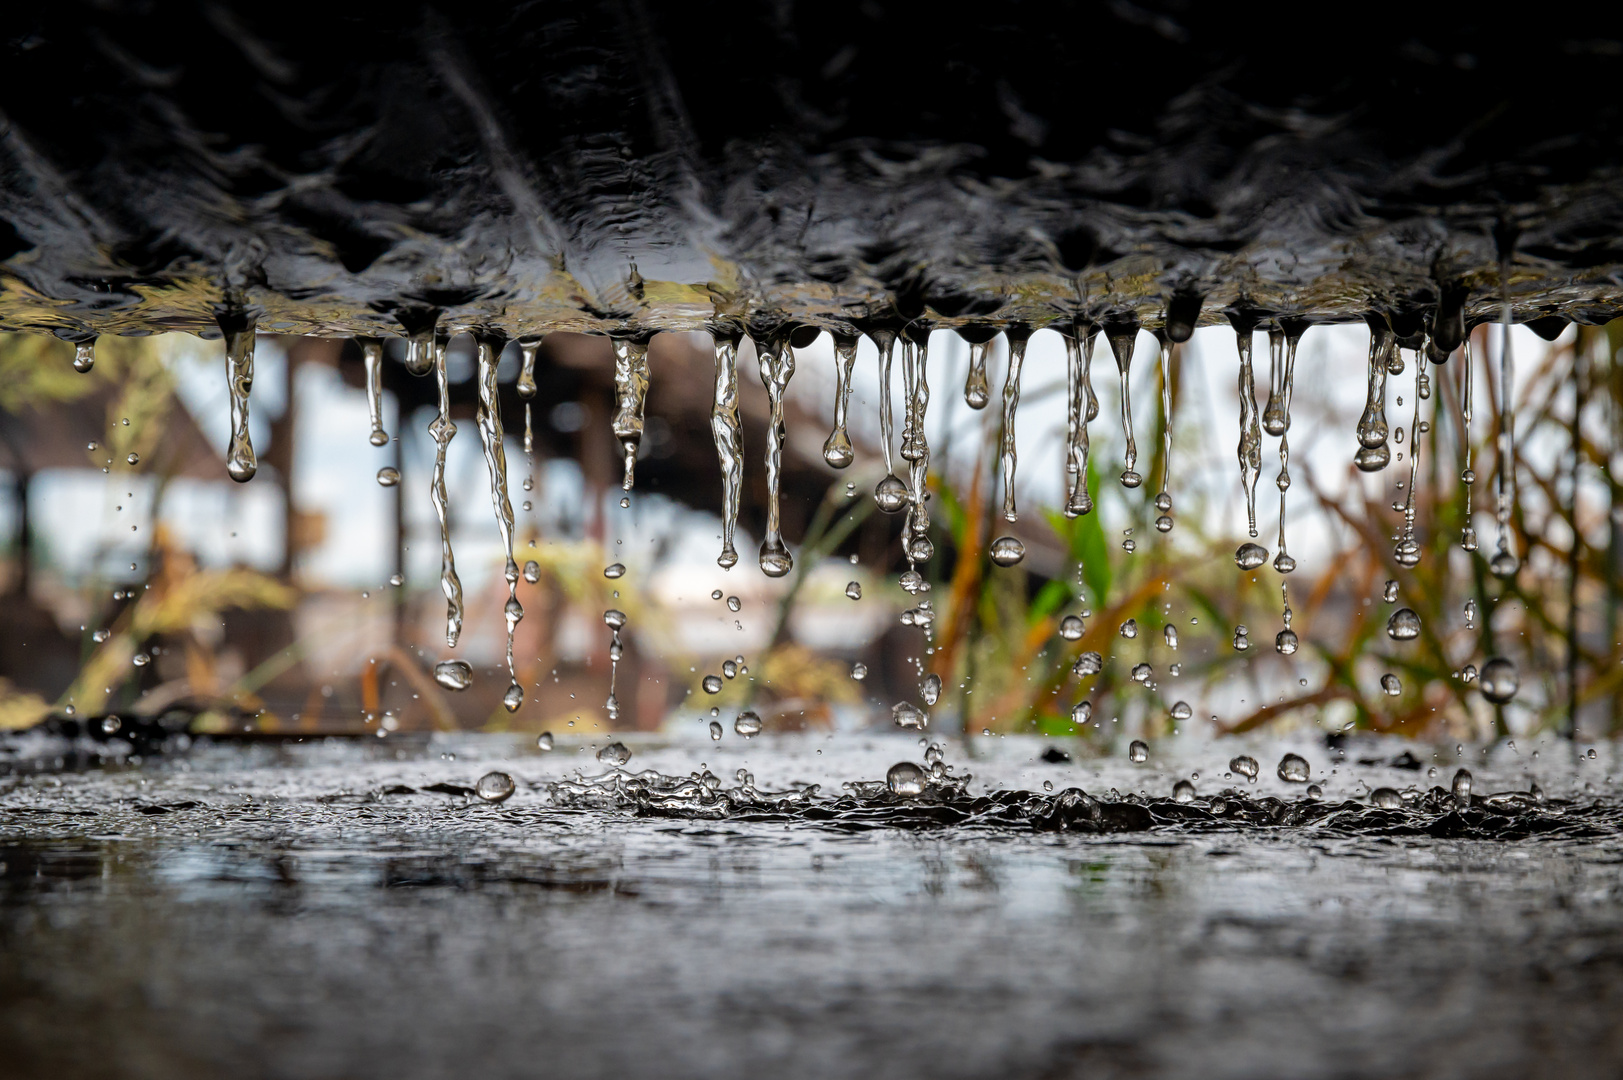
[1277,753,1311,782]
[1383,579,1399,603]
[990,536,1026,567]
[1235,543,1268,570]
[1305,783,1323,800]
[1130,663,1153,684]
[1172,779,1195,802]
[1365,787,1401,809]
[1461,663,1478,683]
[1170,701,1192,720]
[845,581,863,600]
[376,466,400,487]
[620,496,631,509]
[125,452,140,467]
[1275,629,1298,655]
[604,563,626,579]
[722,659,738,679]
[389,573,404,587]
[598,741,632,766]
[709,720,724,740]
[734,711,762,737]
[1479,657,1519,703]
[1129,739,1149,763]
[537,732,554,751]
[758,540,793,578]
[92,629,110,643]
[1489,550,1519,578]
[726,595,741,612]
[1232,626,1250,651]
[1163,625,1179,650]
[1380,673,1402,696]
[603,609,627,629]
[1071,700,1093,724]
[72,339,95,373]
[892,702,928,729]
[502,682,524,712]
[850,661,868,681]
[1059,615,1085,640]
[1451,768,1473,801]
[1119,619,1138,639]
[434,660,473,691]
[874,474,911,513]
[468,771,516,803]
[1230,755,1259,780]
[1073,651,1103,676]
[887,761,927,797]
[702,674,723,694]
[522,560,541,584]
[711,589,723,600]
[1386,608,1421,640]
[132,652,150,667]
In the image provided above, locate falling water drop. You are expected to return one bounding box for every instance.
[1277,753,1311,782]
[434,660,473,691]
[1355,317,1394,472]
[1479,657,1520,703]
[1074,652,1103,676]
[1380,673,1402,696]
[1233,320,1262,533]
[72,338,95,373]
[892,702,928,730]
[1107,323,1142,487]
[1452,768,1473,801]
[702,674,723,694]
[598,741,632,766]
[710,329,745,569]
[1128,739,1149,763]
[921,673,942,706]
[870,327,910,515]
[1235,543,1268,570]
[1059,615,1085,641]
[611,337,651,491]
[537,731,554,751]
[1383,579,1399,603]
[1232,625,1250,651]
[990,536,1026,567]
[1387,608,1422,640]
[377,466,400,487]
[475,771,515,803]
[523,560,541,584]
[1170,701,1192,720]
[502,683,524,712]
[1230,755,1260,780]
[961,329,991,409]
[1164,625,1178,650]
[727,595,741,612]
[998,325,1031,521]
[604,563,626,579]
[845,581,863,600]
[1464,598,1477,629]
[1071,700,1093,724]
[756,331,797,577]
[823,331,858,467]
[851,662,868,681]
[709,720,724,740]
[221,310,258,483]
[1120,619,1138,639]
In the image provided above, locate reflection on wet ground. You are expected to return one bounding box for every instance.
[4,732,1623,1079]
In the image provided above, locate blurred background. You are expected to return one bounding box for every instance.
[0,319,1614,742]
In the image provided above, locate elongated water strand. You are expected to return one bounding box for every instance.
[1155,329,1174,531]
[1235,327,1262,535]
[611,337,651,491]
[603,609,626,723]
[1274,321,1303,573]
[1394,353,1428,567]
[999,326,1030,522]
[1355,318,1393,471]
[1064,325,1098,517]
[517,337,540,400]
[900,328,933,561]
[964,339,990,409]
[1107,325,1141,487]
[1262,329,1287,437]
[428,335,464,647]
[1493,292,1519,575]
[1460,337,1477,551]
[869,328,909,512]
[823,331,859,468]
[475,333,524,708]
[710,329,745,569]
[220,310,258,483]
[756,332,796,576]
[361,338,388,447]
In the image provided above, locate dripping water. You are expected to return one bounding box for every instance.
[221,311,258,483]
[1154,329,1174,532]
[362,338,388,447]
[604,609,626,722]
[1493,280,1519,576]
[823,332,858,468]
[1273,322,1303,574]
[1107,325,1142,487]
[1460,337,1478,551]
[1355,318,1393,471]
[756,332,796,577]
[404,317,437,377]
[870,329,909,514]
[1394,352,1428,568]
[1234,324,1262,536]
[1062,323,1098,518]
[428,334,464,648]
[73,337,95,374]
[963,337,990,410]
[710,329,745,569]
[999,326,1030,523]
[474,333,524,710]
[899,326,934,563]
[611,338,651,491]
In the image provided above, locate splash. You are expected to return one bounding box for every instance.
[611,337,651,491]
[474,334,524,710]
[709,329,745,569]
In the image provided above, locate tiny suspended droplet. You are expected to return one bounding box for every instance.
[522,560,541,584]
[126,452,140,466]
[1128,739,1149,763]
[1275,629,1298,655]
[475,771,515,803]
[989,536,1026,567]
[726,595,741,612]
[1387,608,1421,640]
[376,466,401,487]
[921,673,941,705]
[434,660,473,691]
[734,711,763,737]
[1462,663,1478,683]
[604,563,625,579]
[537,732,554,751]
[73,340,95,373]
[1277,753,1310,782]
[892,702,928,729]
[1164,625,1178,650]
[1120,619,1138,639]
[1170,701,1192,720]
[709,720,724,740]
[845,581,862,600]
[598,741,632,766]
[1071,700,1093,724]
[1059,615,1085,641]
[1380,673,1402,696]
[850,661,868,681]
